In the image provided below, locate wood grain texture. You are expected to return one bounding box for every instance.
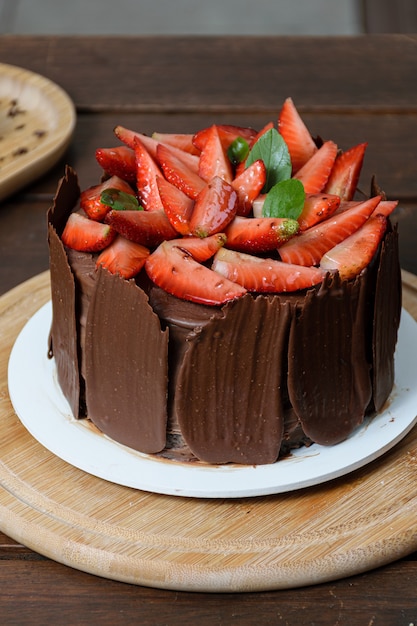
[0,271,416,593]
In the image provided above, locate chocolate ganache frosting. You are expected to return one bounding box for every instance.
[48,166,401,465]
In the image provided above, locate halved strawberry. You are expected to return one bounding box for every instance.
[164,233,227,262]
[198,125,233,183]
[145,239,246,305]
[297,192,341,230]
[95,146,136,182]
[224,216,299,253]
[152,131,201,155]
[373,199,398,217]
[232,159,267,216]
[80,176,136,221]
[96,235,150,279]
[278,195,382,266]
[293,140,338,194]
[324,142,367,201]
[115,125,200,173]
[134,137,165,212]
[192,124,257,152]
[212,248,325,292]
[61,212,116,252]
[249,121,275,146]
[189,176,238,238]
[105,209,177,247]
[157,143,206,199]
[277,97,318,173]
[320,214,387,280]
[156,175,194,235]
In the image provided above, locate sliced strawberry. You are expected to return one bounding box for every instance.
[320,214,387,280]
[212,248,325,292]
[293,140,338,194]
[277,97,318,173]
[193,124,257,152]
[105,209,177,247]
[156,175,194,235]
[157,143,206,199]
[145,239,246,305]
[62,212,116,252]
[96,235,150,279]
[163,233,227,262]
[373,199,398,217]
[278,195,382,266]
[232,159,267,216]
[249,121,275,146]
[152,131,201,155]
[224,216,299,253]
[297,192,341,230]
[95,146,136,182]
[115,125,200,173]
[198,125,233,183]
[80,176,136,221]
[324,142,367,201]
[189,176,238,238]
[134,137,165,212]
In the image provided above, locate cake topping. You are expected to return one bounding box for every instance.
[58,98,398,307]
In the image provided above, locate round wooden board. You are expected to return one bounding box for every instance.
[1,271,417,593]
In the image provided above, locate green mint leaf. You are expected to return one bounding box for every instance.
[227,136,250,165]
[100,188,142,211]
[246,128,291,192]
[262,178,305,220]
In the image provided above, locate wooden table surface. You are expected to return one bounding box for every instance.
[0,35,416,624]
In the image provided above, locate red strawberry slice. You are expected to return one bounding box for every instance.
[278,195,382,266]
[157,143,206,199]
[96,235,150,279]
[232,159,267,216]
[152,131,200,155]
[62,212,116,252]
[373,199,398,217]
[164,233,227,262]
[212,248,325,293]
[324,142,367,201]
[320,214,387,280]
[293,140,338,194]
[224,216,299,253]
[298,192,341,230]
[80,176,136,221]
[95,146,136,182]
[278,97,318,173]
[189,176,238,238]
[193,124,257,152]
[134,137,165,212]
[249,121,275,146]
[105,209,177,247]
[145,239,246,305]
[156,175,194,235]
[198,125,233,183]
[115,125,200,173]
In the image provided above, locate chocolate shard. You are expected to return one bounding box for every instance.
[371,224,402,411]
[84,266,169,454]
[174,294,291,464]
[287,273,373,446]
[47,166,82,418]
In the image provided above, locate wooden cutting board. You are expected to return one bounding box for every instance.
[1,271,416,592]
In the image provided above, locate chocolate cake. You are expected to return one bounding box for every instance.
[47,164,401,466]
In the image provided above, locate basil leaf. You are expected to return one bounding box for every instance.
[262,178,305,220]
[246,128,291,192]
[100,188,142,211]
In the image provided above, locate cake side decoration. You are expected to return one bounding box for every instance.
[47,97,401,465]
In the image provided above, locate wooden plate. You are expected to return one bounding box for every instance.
[0,63,75,201]
[0,271,417,592]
